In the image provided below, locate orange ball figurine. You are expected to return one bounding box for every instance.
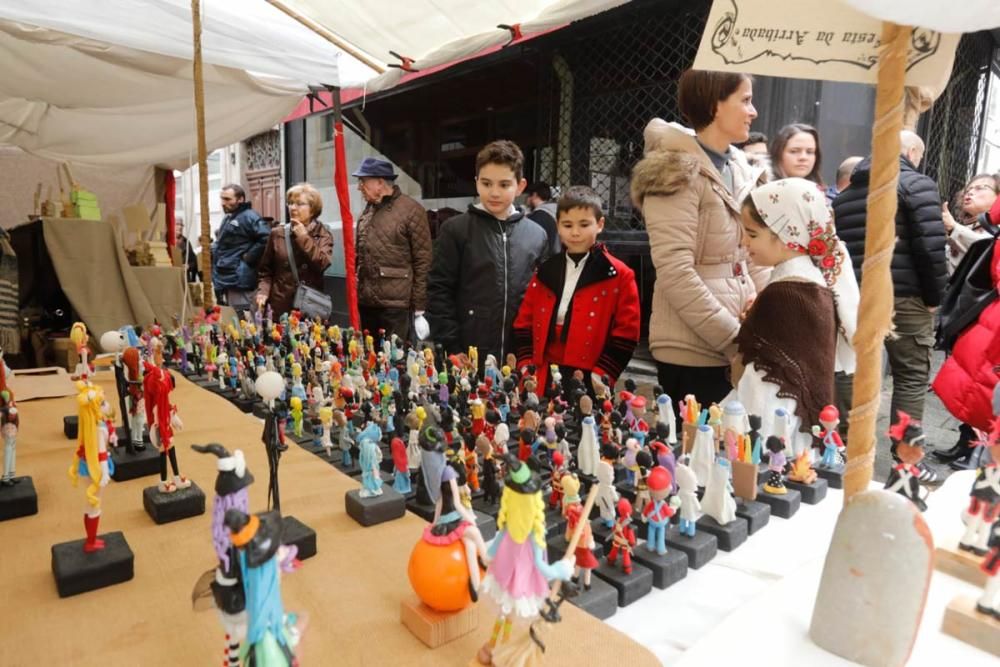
[407,537,480,612]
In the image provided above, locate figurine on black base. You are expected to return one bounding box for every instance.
[256,371,286,511]
[813,405,844,468]
[762,436,788,495]
[358,421,384,498]
[606,498,636,574]
[1,358,18,487]
[675,463,700,537]
[145,340,191,493]
[477,434,499,506]
[595,459,618,528]
[69,382,113,552]
[123,347,148,454]
[960,418,1000,555]
[564,502,597,590]
[101,330,137,453]
[390,437,411,494]
[417,423,447,506]
[642,466,678,555]
[976,521,1000,619]
[884,412,930,512]
[191,443,255,666]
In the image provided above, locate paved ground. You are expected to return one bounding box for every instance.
[621,345,961,484]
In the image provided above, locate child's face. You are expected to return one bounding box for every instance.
[558,207,605,253]
[476,163,526,218]
[740,209,796,267]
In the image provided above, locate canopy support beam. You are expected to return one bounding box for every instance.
[191,0,213,309]
[265,0,387,75]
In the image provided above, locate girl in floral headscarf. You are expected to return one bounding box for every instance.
[727,178,859,456]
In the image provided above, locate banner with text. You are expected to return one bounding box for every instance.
[693,0,960,91]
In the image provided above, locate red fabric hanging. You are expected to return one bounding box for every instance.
[333,120,360,329]
[164,170,177,251]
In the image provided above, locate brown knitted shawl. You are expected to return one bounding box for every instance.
[735,280,836,435]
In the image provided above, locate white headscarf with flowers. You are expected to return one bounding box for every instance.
[750,178,859,373]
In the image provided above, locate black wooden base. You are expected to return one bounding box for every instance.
[814,463,844,489]
[567,575,619,620]
[547,534,605,563]
[0,476,38,520]
[114,426,150,444]
[593,560,653,606]
[632,545,688,589]
[345,487,406,527]
[545,507,567,539]
[63,415,77,440]
[755,485,801,519]
[664,526,718,569]
[735,499,771,535]
[231,397,256,414]
[474,510,497,542]
[590,517,614,545]
[615,482,637,503]
[406,499,437,522]
[142,482,206,524]
[696,515,748,552]
[281,515,316,560]
[252,402,269,420]
[785,477,828,505]
[110,446,161,482]
[51,531,134,598]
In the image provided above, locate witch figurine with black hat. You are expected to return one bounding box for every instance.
[191,443,256,667]
[477,454,574,665]
[224,509,304,667]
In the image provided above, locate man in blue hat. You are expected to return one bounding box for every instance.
[353,157,432,342]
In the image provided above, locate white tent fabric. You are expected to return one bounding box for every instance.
[279,0,630,91]
[842,0,1000,33]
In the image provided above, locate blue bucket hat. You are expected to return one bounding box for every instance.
[352,157,397,180]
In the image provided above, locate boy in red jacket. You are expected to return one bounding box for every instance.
[512,185,640,396]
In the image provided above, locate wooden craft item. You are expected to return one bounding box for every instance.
[941,595,1000,657]
[731,460,759,501]
[934,544,987,587]
[400,595,480,649]
[681,422,698,455]
[57,165,72,217]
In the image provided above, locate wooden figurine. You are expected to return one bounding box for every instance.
[675,462,701,537]
[0,358,18,487]
[884,411,929,512]
[145,339,190,493]
[606,498,636,574]
[959,418,1000,555]
[813,404,845,468]
[69,382,113,551]
[762,436,788,495]
[642,466,678,555]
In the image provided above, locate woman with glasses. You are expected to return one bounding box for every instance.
[942,173,1000,274]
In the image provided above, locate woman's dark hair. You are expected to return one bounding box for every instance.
[741,195,767,228]
[677,69,752,132]
[769,124,825,187]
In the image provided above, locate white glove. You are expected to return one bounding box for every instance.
[413,314,430,341]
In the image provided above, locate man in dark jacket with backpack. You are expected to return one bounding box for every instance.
[212,184,271,310]
[832,130,948,483]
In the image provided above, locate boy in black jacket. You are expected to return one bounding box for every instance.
[427,141,549,364]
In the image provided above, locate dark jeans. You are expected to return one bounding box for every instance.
[884,296,934,423]
[359,305,411,341]
[655,361,731,435]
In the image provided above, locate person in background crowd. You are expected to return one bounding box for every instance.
[833,129,948,484]
[941,173,999,274]
[211,184,270,310]
[735,131,770,170]
[525,181,561,255]
[255,183,334,317]
[178,234,202,284]
[634,69,768,420]
[770,123,827,196]
[828,156,864,202]
[352,157,433,342]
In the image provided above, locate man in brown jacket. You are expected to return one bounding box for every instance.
[353,158,432,341]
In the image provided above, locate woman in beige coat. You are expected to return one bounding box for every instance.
[631,69,768,412]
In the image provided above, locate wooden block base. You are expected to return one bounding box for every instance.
[345,487,406,527]
[631,545,688,589]
[814,463,844,489]
[785,477,828,504]
[934,544,987,587]
[400,596,479,648]
[756,485,801,519]
[941,594,1000,657]
[63,415,77,439]
[593,560,653,606]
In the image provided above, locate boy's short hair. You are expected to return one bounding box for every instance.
[677,69,752,132]
[736,131,768,149]
[475,140,524,180]
[557,185,604,220]
[525,182,552,201]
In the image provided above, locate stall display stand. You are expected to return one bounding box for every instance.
[0,477,38,520]
[51,532,134,597]
[941,596,1000,657]
[142,482,206,524]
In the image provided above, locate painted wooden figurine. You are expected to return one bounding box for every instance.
[477,455,573,664]
[762,436,788,495]
[813,404,845,468]
[357,420,384,498]
[959,418,1000,555]
[144,339,191,493]
[69,382,113,552]
[607,498,637,574]
[0,357,18,487]
[390,436,411,495]
[642,466,678,555]
[675,462,701,537]
[884,412,929,512]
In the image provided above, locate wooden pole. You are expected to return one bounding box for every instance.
[843,22,910,502]
[191,0,213,308]
[265,0,386,75]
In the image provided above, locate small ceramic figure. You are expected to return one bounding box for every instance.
[959,419,1000,554]
[655,390,678,445]
[675,462,701,537]
[813,405,845,468]
[634,450,653,511]
[623,437,641,486]
[358,421,384,498]
[70,382,113,552]
[463,436,480,493]
[0,359,18,486]
[223,509,303,667]
[390,437,411,494]
[477,455,573,664]
[577,414,600,477]
[69,322,93,380]
[256,372,286,511]
[884,412,930,512]
[101,330,134,451]
[976,521,1000,619]
[762,436,788,495]
[418,425,447,506]
[560,473,581,517]
[564,502,598,590]
[191,444,255,666]
[642,466,678,555]
[144,340,191,493]
[477,435,499,506]
[595,459,618,528]
[701,458,738,524]
[548,451,567,510]
[289,396,303,439]
[428,460,491,601]
[607,498,636,574]
[689,423,716,488]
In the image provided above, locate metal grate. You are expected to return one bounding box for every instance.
[535,0,712,230]
[923,33,996,200]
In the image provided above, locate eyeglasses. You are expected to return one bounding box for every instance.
[966,184,997,194]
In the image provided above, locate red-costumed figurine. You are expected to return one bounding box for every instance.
[960,417,1000,555]
[144,339,191,493]
[884,411,929,512]
[606,497,636,574]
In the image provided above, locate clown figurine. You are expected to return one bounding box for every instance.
[477,455,573,665]
[812,405,845,468]
[145,339,191,493]
[191,444,255,667]
[69,382,113,552]
[607,498,637,574]
[959,418,1000,555]
[884,412,929,512]
[642,466,678,555]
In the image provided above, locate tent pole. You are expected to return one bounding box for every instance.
[843,21,910,502]
[191,0,213,309]
[332,87,361,330]
[265,0,386,74]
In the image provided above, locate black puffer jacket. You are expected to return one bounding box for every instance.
[427,205,549,361]
[832,156,948,307]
